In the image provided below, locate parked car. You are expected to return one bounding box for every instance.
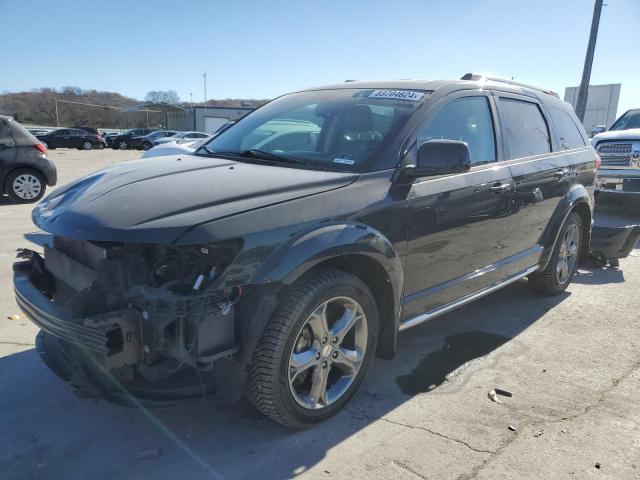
[153,131,209,146]
[109,128,155,150]
[591,109,640,196]
[0,116,56,202]
[131,130,178,150]
[36,128,103,150]
[77,127,105,148]
[14,75,597,429]
[102,132,121,148]
[141,137,209,158]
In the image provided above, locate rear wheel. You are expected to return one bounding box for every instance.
[142,141,152,151]
[82,141,93,150]
[529,212,582,295]
[118,140,128,150]
[247,268,378,429]
[5,168,46,203]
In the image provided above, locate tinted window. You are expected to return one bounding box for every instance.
[418,96,496,165]
[548,107,585,150]
[609,110,640,131]
[499,98,550,159]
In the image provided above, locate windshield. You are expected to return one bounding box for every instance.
[609,110,640,131]
[197,88,428,171]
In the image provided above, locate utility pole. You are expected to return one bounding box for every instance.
[55,98,60,127]
[575,0,604,122]
[202,72,207,130]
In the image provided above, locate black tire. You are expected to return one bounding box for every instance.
[82,141,93,150]
[529,212,583,295]
[247,267,378,429]
[118,140,128,150]
[4,168,46,203]
[609,258,620,268]
[142,141,152,151]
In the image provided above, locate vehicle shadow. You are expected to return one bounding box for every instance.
[0,195,18,206]
[573,266,625,285]
[0,278,570,480]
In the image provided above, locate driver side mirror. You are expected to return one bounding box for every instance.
[405,139,471,177]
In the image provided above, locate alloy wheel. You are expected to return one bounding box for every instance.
[288,296,367,410]
[83,141,92,150]
[556,223,579,285]
[12,174,42,200]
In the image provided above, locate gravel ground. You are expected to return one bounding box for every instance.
[0,149,638,480]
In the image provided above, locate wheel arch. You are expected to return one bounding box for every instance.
[251,222,404,359]
[539,184,593,269]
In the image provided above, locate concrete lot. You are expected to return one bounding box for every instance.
[1,149,638,480]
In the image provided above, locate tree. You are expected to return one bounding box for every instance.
[144,90,181,105]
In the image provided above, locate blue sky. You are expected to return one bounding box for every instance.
[2,0,639,114]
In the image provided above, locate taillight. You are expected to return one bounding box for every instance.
[34,143,48,155]
[595,152,602,170]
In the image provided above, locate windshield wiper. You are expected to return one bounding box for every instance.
[239,149,314,168]
[201,144,220,156]
[198,147,318,169]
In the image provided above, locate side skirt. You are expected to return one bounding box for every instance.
[398,265,539,332]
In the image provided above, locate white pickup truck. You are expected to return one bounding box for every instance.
[591,109,640,195]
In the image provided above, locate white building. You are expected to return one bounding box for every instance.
[564,83,621,131]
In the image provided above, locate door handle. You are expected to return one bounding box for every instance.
[489,183,511,194]
[554,168,568,179]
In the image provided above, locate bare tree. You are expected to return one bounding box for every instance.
[144,90,181,105]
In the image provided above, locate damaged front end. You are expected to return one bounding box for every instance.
[14,236,243,403]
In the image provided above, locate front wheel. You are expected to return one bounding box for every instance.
[247,268,378,429]
[118,140,128,150]
[82,141,93,150]
[529,212,583,295]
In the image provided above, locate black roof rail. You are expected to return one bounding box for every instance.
[461,73,559,98]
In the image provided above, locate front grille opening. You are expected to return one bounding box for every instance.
[105,327,124,356]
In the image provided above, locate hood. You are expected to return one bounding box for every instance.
[33,155,357,243]
[141,142,197,159]
[592,128,640,147]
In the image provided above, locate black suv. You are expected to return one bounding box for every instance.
[13,75,596,429]
[110,128,155,150]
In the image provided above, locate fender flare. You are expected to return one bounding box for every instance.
[252,222,403,352]
[538,184,593,269]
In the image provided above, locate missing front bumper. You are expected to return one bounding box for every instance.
[14,257,239,403]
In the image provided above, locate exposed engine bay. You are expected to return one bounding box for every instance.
[14,236,243,400]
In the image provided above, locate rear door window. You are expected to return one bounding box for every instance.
[498,98,551,159]
[418,96,496,165]
[548,107,586,150]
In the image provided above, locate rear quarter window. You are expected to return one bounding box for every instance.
[548,106,586,150]
[498,98,551,159]
[5,118,39,147]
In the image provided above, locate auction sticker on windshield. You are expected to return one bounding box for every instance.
[368,90,425,101]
